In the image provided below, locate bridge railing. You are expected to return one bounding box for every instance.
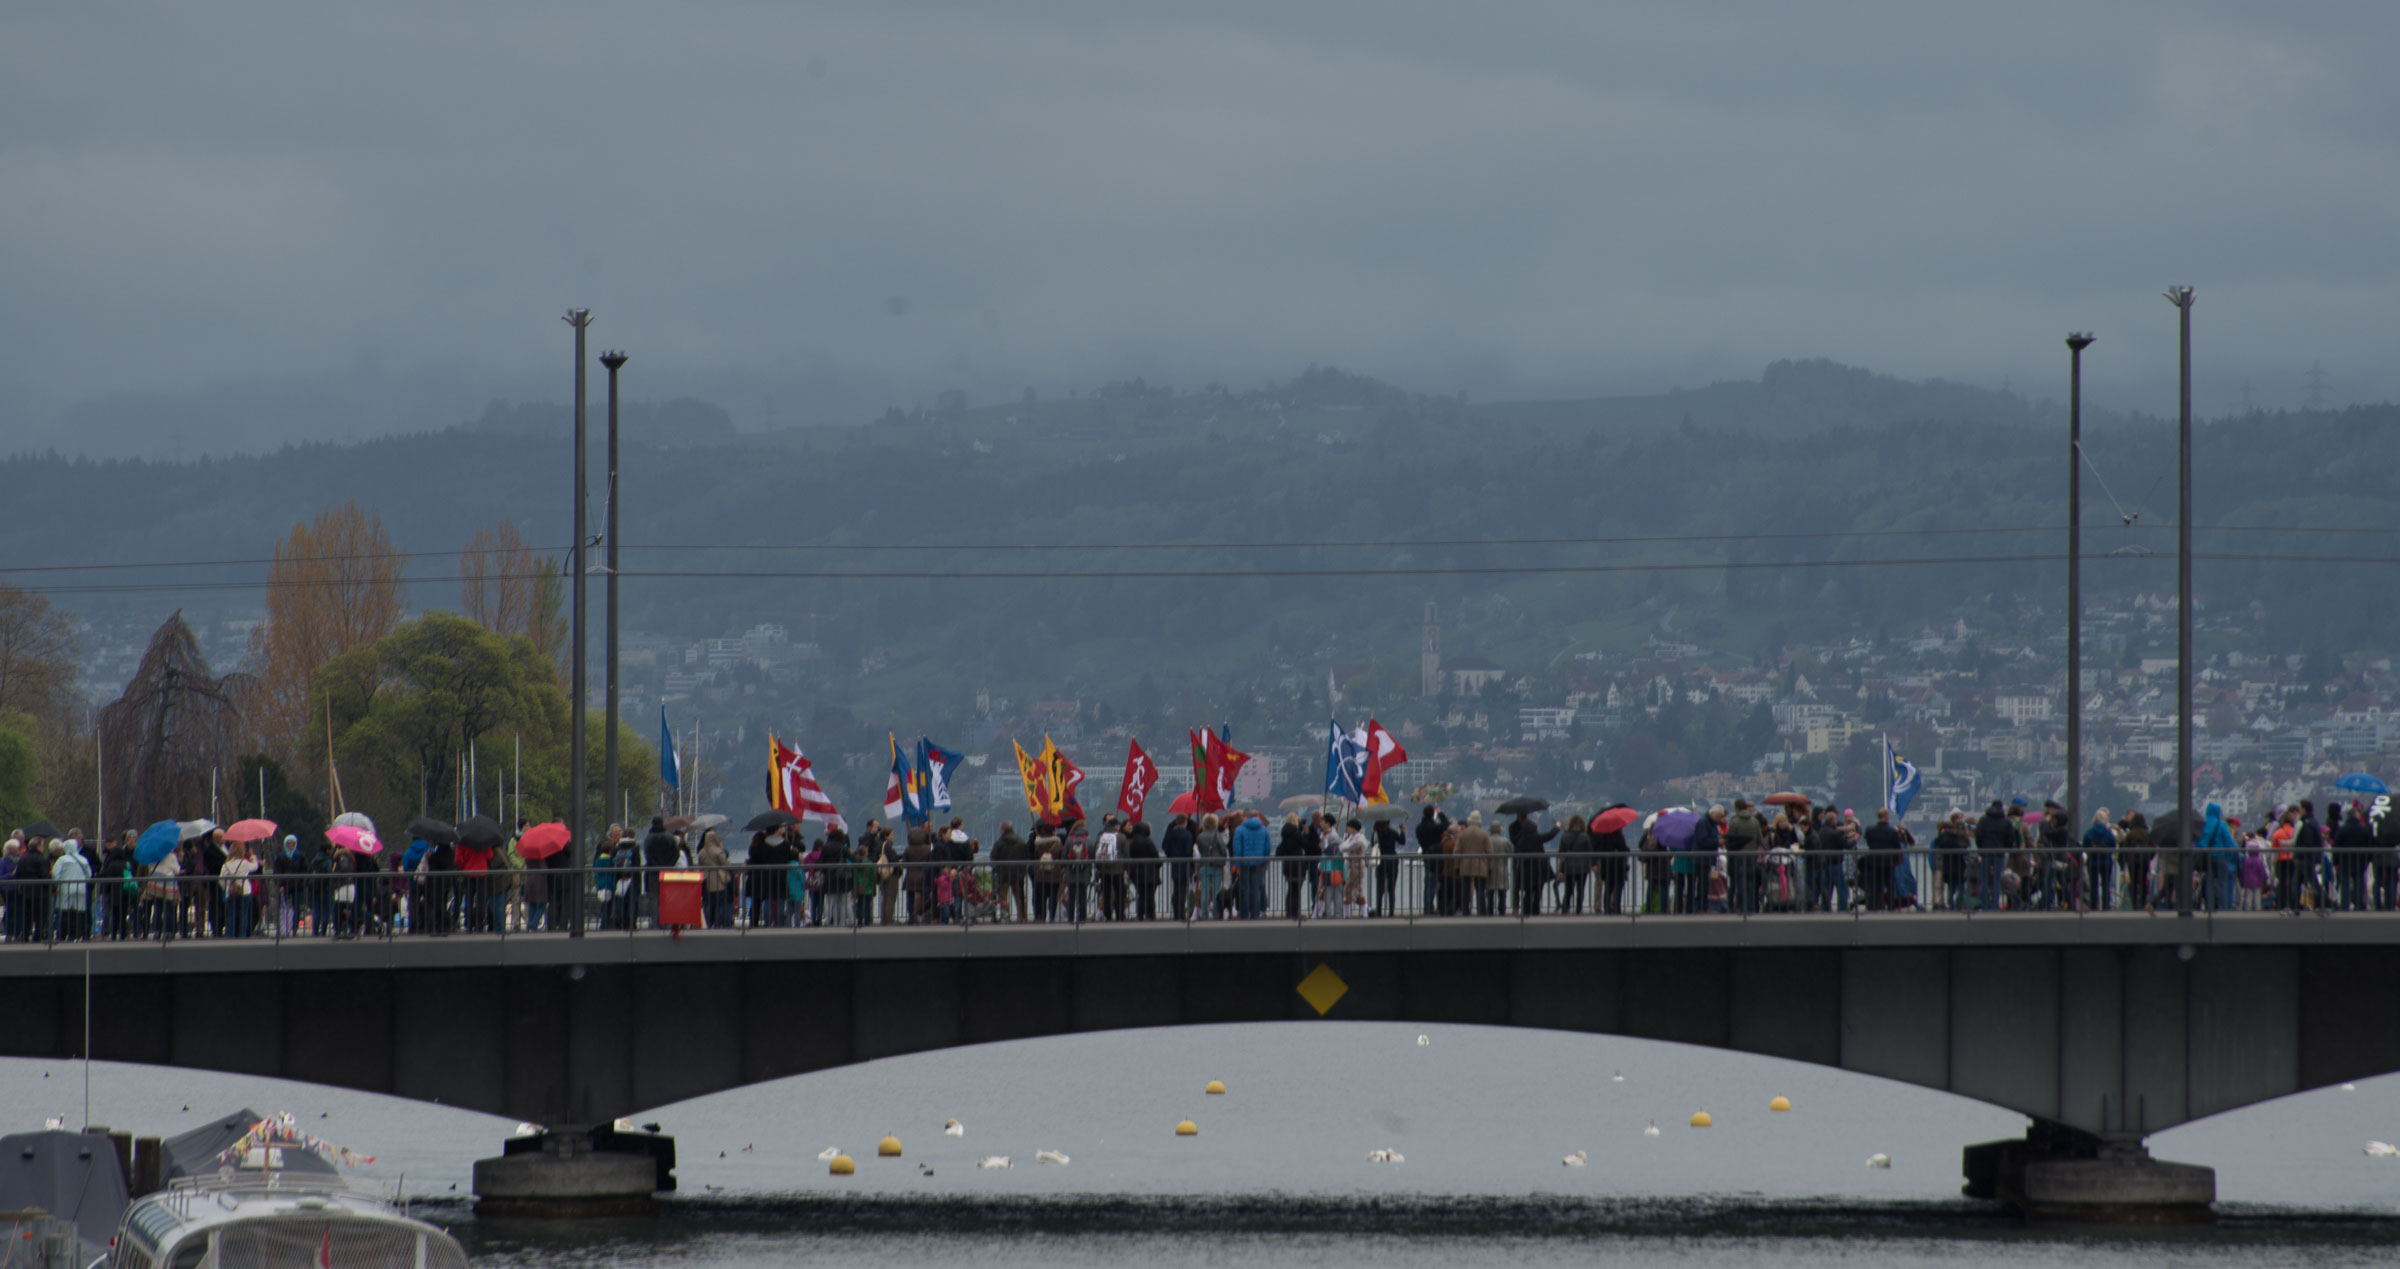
[0,847,2389,945]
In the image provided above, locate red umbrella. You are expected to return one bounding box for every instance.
[1168,791,1200,815]
[1590,806,1639,834]
[1762,792,1811,808]
[516,821,572,861]
[225,818,278,843]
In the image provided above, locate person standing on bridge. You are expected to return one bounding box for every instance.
[1127,817,1161,921]
[991,820,1031,922]
[1861,809,1901,912]
[1413,805,1447,916]
[1508,811,1556,916]
[1160,813,1195,921]
[1231,809,1271,919]
[1195,814,1229,919]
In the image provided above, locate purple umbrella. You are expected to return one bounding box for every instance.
[1651,809,1701,850]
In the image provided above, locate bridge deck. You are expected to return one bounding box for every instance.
[10,911,2399,977]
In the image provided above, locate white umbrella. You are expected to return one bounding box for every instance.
[176,818,217,841]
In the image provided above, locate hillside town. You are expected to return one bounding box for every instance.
[72,578,2364,828]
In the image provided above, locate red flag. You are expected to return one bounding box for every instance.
[1189,729,1219,813]
[1211,740,1252,810]
[1360,719,1408,803]
[769,733,847,832]
[1117,739,1159,820]
[319,1226,332,1269]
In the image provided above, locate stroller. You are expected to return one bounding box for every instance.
[1761,845,1802,912]
[955,867,1004,925]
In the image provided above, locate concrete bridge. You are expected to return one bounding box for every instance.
[12,915,2399,1219]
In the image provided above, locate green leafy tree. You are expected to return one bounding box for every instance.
[318,612,652,836]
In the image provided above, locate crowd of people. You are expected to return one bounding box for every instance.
[3,794,2394,943]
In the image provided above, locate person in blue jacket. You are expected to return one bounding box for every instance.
[1230,809,1273,920]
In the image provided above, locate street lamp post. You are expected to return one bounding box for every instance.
[600,351,627,832]
[2164,286,2196,916]
[564,308,593,938]
[2066,333,2094,857]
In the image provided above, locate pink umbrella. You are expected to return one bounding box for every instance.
[225,818,277,843]
[327,824,383,854]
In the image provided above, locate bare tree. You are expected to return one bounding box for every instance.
[247,502,403,760]
[99,613,254,829]
[0,582,78,722]
[460,518,535,636]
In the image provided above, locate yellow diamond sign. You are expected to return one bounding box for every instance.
[1295,963,1349,1016]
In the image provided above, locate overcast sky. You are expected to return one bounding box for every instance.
[5,1,2394,441]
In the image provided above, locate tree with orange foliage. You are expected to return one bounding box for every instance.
[247,502,403,760]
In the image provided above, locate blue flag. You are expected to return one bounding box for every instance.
[1884,736,1920,822]
[917,738,964,812]
[659,706,681,792]
[1325,719,1364,803]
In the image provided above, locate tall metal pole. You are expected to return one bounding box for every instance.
[564,308,593,938]
[601,351,627,835]
[2066,333,2094,844]
[2165,286,2195,916]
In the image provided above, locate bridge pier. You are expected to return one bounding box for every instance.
[472,1128,673,1219]
[1962,1122,2213,1224]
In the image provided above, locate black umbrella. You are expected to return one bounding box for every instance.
[458,815,505,851]
[406,816,458,845]
[19,819,61,839]
[743,809,800,833]
[1495,797,1550,816]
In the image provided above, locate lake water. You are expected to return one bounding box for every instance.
[9,1022,2399,1265]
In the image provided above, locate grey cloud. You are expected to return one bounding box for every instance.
[3,0,2394,445]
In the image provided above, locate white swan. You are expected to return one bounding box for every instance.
[2343,1083,2358,1092]
[1561,1150,1587,1167]
[1417,1035,1429,1047]
[817,1147,843,1161]
[1365,1149,1404,1164]
[2364,1141,2398,1157]
[1611,1072,1625,1083]
[944,1119,965,1137]
[977,1156,1012,1169]
[1642,1122,1660,1137]
[1035,1148,1070,1166]
[1866,1153,1892,1169]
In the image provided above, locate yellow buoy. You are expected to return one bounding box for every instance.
[1205,1080,1226,1095]
[1769,1096,1791,1113]
[878,1135,904,1157]
[1175,1120,1199,1136]
[829,1153,855,1175]
[1689,1111,1713,1128]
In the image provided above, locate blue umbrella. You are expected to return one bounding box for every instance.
[2336,773,2388,796]
[133,820,181,866]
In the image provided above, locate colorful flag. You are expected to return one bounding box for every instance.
[1189,729,1218,813]
[769,734,845,831]
[1041,735,1087,823]
[658,706,681,792]
[1014,740,1051,822]
[1118,738,1159,820]
[918,738,964,812]
[1211,737,1252,810]
[886,734,926,823]
[1360,718,1407,804]
[1325,719,1364,803]
[1884,735,1921,822]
